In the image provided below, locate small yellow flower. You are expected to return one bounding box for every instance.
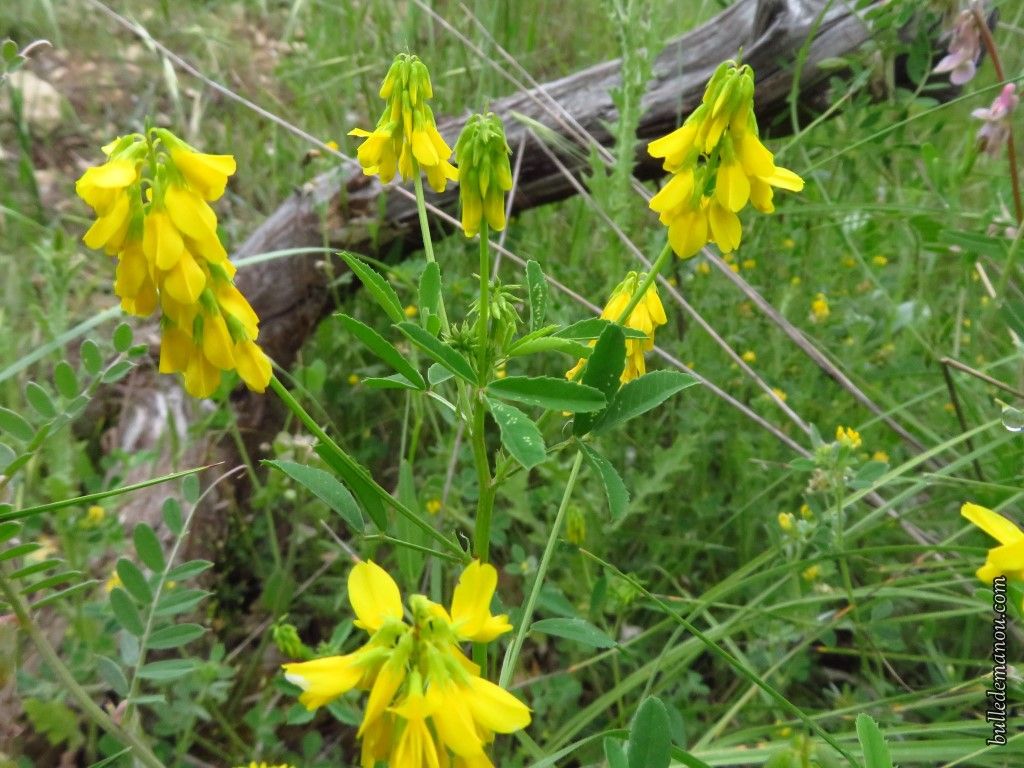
[841,255,856,268]
[771,387,787,402]
[425,498,442,515]
[961,503,1024,595]
[84,505,106,526]
[282,560,529,763]
[104,571,122,593]
[325,140,340,152]
[741,350,756,363]
[944,402,957,414]
[567,272,667,384]
[872,450,889,463]
[782,237,796,249]
[404,304,419,318]
[790,275,802,286]
[695,261,711,276]
[810,292,830,323]
[742,258,756,270]
[872,254,888,266]
[347,373,361,386]
[801,564,821,582]
[799,503,813,520]
[777,512,795,532]
[835,426,862,450]
[234,762,295,768]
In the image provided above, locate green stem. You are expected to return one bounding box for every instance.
[471,397,496,563]
[0,567,166,768]
[268,375,464,558]
[613,241,673,325]
[499,449,584,688]
[411,164,451,333]
[476,221,491,383]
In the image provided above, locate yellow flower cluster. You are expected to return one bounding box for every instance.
[648,61,804,259]
[835,426,862,450]
[961,503,1024,599]
[350,54,458,192]
[567,272,667,384]
[810,292,830,323]
[283,560,530,767]
[454,113,513,236]
[234,763,294,768]
[76,129,271,398]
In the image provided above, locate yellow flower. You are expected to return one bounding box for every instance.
[648,60,803,258]
[567,272,667,384]
[777,512,795,532]
[104,571,122,593]
[810,292,830,323]
[84,505,106,526]
[801,564,821,582]
[426,498,442,515]
[404,304,419,318]
[872,450,889,463]
[455,113,513,237]
[77,128,271,399]
[282,560,529,765]
[349,54,457,192]
[835,425,862,450]
[782,237,796,249]
[961,503,1024,586]
[741,350,756,363]
[771,387,787,402]
[799,503,813,520]
[234,762,294,768]
[872,254,888,267]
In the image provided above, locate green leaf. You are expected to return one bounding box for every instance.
[88,748,133,768]
[0,407,34,442]
[486,397,547,470]
[573,324,625,436]
[531,617,615,648]
[183,473,200,503]
[133,524,165,573]
[9,558,61,580]
[24,382,56,419]
[97,656,129,697]
[487,376,606,413]
[593,371,698,435]
[580,443,629,520]
[147,623,206,649]
[0,442,15,471]
[32,580,98,608]
[23,698,84,749]
[418,261,441,334]
[163,498,183,536]
[136,658,200,681]
[427,363,453,387]
[266,459,364,533]
[102,360,134,383]
[337,314,425,390]
[395,460,425,586]
[856,713,894,768]
[526,260,547,332]
[115,558,152,604]
[627,696,671,768]
[339,251,406,324]
[80,339,102,375]
[314,444,387,531]
[556,318,647,341]
[508,336,592,359]
[363,373,421,391]
[109,587,144,635]
[604,738,629,768]
[0,521,20,543]
[166,559,214,582]
[21,569,81,595]
[0,542,40,562]
[396,322,476,384]
[153,588,209,616]
[53,361,78,399]
[113,322,133,353]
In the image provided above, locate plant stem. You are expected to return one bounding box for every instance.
[471,398,496,564]
[499,449,584,688]
[0,567,166,768]
[412,165,451,333]
[971,3,1023,225]
[268,375,464,557]
[613,241,673,325]
[476,221,491,383]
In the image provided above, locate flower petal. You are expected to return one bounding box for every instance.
[283,654,365,710]
[961,502,1024,546]
[349,560,404,632]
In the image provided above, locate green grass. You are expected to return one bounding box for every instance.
[2,0,1024,766]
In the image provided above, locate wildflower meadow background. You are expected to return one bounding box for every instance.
[1,1,1023,767]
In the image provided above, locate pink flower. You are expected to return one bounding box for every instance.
[972,83,1019,157]
[933,9,981,86]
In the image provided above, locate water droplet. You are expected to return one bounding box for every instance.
[1001,406,1024,433]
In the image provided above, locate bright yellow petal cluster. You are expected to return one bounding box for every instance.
[349,54,458,193]
[454,113,513,237]
[282,560,529,767]
[76,129,272,399]
[835,426,862,450]
[234,763,295,768]
[567,271,667,384]
[648,60,804,259]
[961,503,1024,590]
